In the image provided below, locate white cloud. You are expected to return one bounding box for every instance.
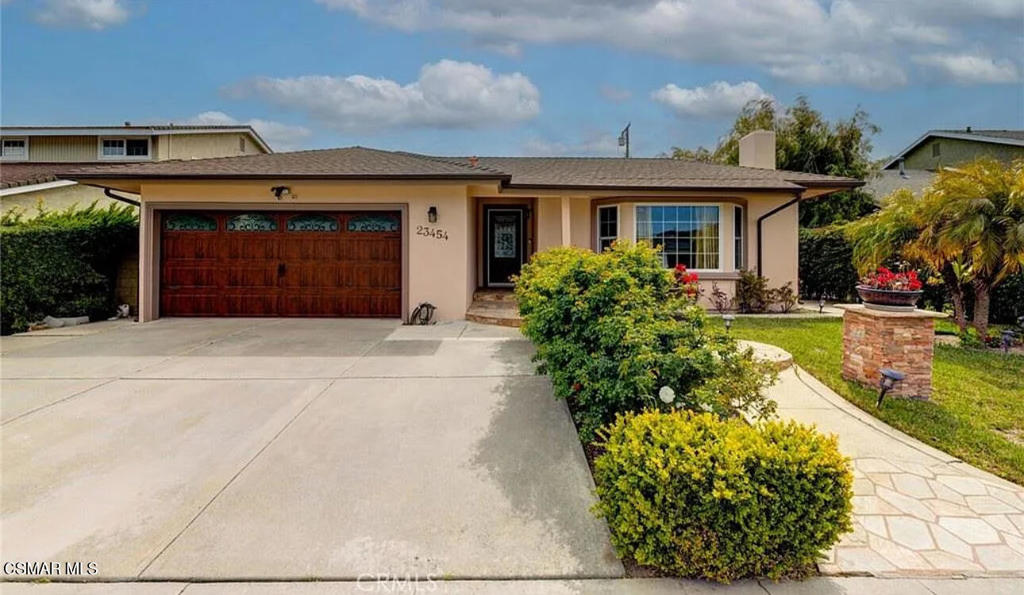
[599,84,632,104]
[653,80,773,118]
[224,60,540,131]
[316,0,1023,89]
[912,53,1021,85]
[34,0,130,30]
[186,111,312,152]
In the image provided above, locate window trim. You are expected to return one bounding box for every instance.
[734,205,744,270]
[596,204,619,252]
[1,137,28,161]
[97,136,151,160]
[633,202,725,273]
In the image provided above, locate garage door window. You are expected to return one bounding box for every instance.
[287,214,339,232]
[227,213,277,232]
[164,213,217,231]
[348,214,399,232]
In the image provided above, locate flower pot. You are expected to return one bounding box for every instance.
[856,286,922,311]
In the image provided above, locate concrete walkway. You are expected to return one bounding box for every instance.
[766,363,1024,577]
[1,319,621,582]
[2,577,1023,594]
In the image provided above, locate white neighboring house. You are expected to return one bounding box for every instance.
[0,124,272,215]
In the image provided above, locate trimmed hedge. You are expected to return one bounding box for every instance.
[515,242,776,440]
[798,227,858,301]
[1,203,138,335]
[593,410,854,582]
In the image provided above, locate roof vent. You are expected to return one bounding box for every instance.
[966,126,972,133]
[469,156,479,167]
[124,121,131,126]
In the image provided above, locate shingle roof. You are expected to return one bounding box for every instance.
[61,146,862,191]
[0,162,118,189]
[932,129,1024,142]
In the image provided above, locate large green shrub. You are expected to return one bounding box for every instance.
[593,410,853,582]
[515,242,776,439]
[1,203,138,335]
[798,227,859,301]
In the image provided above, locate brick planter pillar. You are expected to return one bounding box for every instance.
[837,304,947,399]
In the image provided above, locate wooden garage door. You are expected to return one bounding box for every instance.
[160,211,401,317]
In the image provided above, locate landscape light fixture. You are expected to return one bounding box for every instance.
[1001,329,1015,354]
[427,206,438,223]
[818,296,825,314]
[722,314,735,332]
[271,186,291,200]
[876,368,906,408]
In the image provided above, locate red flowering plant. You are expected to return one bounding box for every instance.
[859,266,923,291]
[673,263,702,301]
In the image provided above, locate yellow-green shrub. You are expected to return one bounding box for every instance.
[593,410,853,582]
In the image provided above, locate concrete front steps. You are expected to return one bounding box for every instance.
[465,290,522,327]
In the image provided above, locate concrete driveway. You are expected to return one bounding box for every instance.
[1,318,622,582]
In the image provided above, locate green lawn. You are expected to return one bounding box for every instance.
[717,317,1024,485]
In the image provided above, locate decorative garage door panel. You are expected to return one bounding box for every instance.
[160,211,401,317]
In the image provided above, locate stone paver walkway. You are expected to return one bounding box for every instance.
[765,361,1024,577]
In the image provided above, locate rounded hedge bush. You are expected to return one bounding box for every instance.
[593,410,853,582]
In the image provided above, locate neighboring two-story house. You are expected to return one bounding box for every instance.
[867,128,1024,199]
[0,124,272,215]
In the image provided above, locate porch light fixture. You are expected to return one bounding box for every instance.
[722,314,735,332]
[271,186,291,200]
[427,206,438,223]
[876,368,906,408]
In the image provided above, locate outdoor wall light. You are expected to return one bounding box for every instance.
[876,368,906,408]
[271,186,291,200]
[427,206,438,223]
[722,314,735,332]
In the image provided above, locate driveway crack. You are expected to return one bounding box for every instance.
[135,377,339,578]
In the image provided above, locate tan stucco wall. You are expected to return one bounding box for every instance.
[0,183,134,216]
[535,196,562,251]
[137,180,479,323]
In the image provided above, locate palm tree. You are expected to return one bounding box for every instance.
[847,157,1024,338]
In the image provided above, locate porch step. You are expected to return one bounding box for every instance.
[472,289,517,302]
[466,294,522,328]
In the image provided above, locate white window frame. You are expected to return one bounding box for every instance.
[734,205,744,270]
[633,203,725,272]
[97,136,151,160]
[1,137,28,161]
[596,205,619,252]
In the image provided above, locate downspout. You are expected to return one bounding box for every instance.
[756,191,802,277]
[104,187,141,207]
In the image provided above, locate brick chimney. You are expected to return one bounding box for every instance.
[739,130,776,169]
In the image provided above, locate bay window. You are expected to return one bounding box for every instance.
[636,204,720,270]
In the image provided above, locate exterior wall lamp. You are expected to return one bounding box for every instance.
[722,314,735,332]
[271,186,291,200]
[876,368,905,408]
[427,206,438,223]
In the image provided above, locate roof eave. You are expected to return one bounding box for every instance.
[61,172,512,183]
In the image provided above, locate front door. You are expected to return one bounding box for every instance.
[485,207,526,287]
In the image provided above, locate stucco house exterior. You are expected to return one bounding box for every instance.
[0,124,271,215]
[867,128,1024,199]
[63,131,861,324]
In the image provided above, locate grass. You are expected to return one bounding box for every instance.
[715,317,1024,485]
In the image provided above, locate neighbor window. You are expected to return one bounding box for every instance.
[2,138,27,159]
[100,137,149,159]
[636,205,720,269]
[597,205,619,252]
[734,205,744,269]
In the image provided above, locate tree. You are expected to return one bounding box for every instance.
[669,96,880,227]
[846,158,1024,337]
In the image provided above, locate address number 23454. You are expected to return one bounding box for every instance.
[416,225,449,241]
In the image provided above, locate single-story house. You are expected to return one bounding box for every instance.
[64,131,861,323]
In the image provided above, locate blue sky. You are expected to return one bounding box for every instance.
[2,0,1022,158]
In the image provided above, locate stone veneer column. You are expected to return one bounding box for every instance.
[837,304,947,399]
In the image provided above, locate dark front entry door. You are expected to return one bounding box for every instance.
[485,207,526,286]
